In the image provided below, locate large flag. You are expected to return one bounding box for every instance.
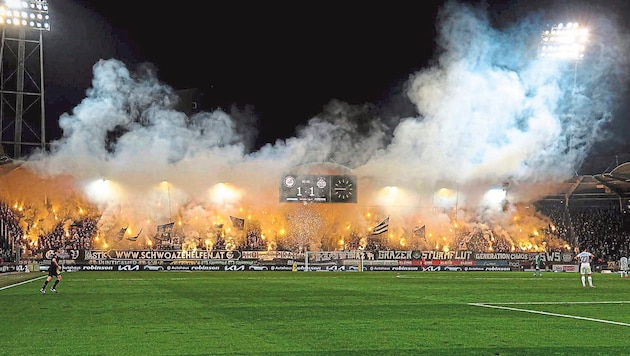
[370,216,389,235]
[230,215,245,230]
[154,222,175,241]
[413,225,426,241]
[117,226,128,240]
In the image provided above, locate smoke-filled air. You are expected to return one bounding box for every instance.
[1,1,629,253]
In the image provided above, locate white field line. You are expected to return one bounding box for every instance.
[485,301,630,305]
[0,275,45,291]
[394,274,563,280]
[469,301,630,327]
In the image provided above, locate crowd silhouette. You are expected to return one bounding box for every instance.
[1,199,630,263]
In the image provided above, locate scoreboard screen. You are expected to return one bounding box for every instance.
[279,174,357,203]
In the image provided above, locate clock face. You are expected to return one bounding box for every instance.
[334,178,354,200]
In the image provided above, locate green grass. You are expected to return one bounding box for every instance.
[2,271,629,355]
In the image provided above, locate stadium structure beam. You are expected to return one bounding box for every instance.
[564,175,583,206]
[602,172,630,183]
[594,175,627,212]
[594,175,625,197]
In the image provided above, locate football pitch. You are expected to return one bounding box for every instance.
[2,271,630,355]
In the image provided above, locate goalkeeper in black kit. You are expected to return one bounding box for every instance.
[40,254,62,294]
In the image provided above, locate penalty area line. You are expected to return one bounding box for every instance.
[469,302,630,327]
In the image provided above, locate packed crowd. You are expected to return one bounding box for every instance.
[0,202,24,262]
[1,199,630,262]
[536,201,630,261]
[36,219,97,251]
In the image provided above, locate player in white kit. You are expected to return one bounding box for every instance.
[575,248,595,288]
[620,256,628,278]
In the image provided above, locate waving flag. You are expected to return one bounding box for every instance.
[117,226,128,240]
[154,222,175,241]
[230,216,245,230]
[370,216,389,235]
[413,225,426,241]
[126,228,142,241]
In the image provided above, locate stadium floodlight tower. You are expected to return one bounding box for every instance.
[539,22,588,247]
[539,22,588,89]
[0,0,50,159]
[539,22,589,153]
[539,22,588,60]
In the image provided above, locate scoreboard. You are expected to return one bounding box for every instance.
[279,174,357,203]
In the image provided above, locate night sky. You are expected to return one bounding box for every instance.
[41,0,630,171]
[44,1,444,148]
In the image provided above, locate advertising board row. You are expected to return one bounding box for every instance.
[38,249,577,263]
[0,248,582,273]
[4,262,584,273]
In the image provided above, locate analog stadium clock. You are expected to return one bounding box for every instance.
[331,176,356,202]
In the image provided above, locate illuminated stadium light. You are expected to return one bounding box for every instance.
[85,178,118,203]
[482,188,507,209]
[0,0,49,31]
[539,22,587,60]
[209,182,242,205]
[433,187,458,209]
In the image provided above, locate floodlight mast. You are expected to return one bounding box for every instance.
[539,22,588,92]
[0,0,50,159]
[538,22,589,247]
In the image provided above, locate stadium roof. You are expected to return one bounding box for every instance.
[541,161,630,204]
